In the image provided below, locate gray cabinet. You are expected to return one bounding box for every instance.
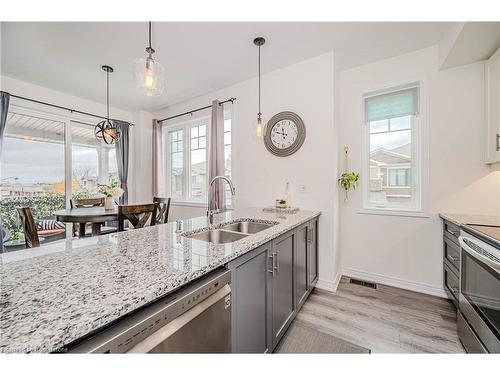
[441,219,460,307]
[228,216,319,353]
[271,231,296,348]
[296,223,309,308]
[227,243,272,353]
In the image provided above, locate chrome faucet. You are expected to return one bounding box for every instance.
[207,175,236,223]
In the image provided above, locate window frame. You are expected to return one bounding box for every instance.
[361,81,427,215]
[163,109,233,207]
[164,116,210,205]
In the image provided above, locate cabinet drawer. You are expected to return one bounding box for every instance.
[443,262,459,308]
[443,236,460,273]
[443,220,460,244]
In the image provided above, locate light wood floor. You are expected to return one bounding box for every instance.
[295,276,465,353]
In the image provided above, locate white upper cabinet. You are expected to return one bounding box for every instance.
[485,47,500,164]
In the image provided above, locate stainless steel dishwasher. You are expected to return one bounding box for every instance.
[68,269,231,353]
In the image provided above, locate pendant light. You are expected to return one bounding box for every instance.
[134,21,165,97]
[254,37,265,138]
[94,65,119,144]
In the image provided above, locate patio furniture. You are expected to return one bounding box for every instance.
[54,207,118,237]
[17,207,40,248]
[152,197,171,224]
[118,204,156,231]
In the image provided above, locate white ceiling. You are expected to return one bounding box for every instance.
[1,22,453,111]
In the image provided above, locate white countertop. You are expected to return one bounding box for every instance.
[0,208,320,353]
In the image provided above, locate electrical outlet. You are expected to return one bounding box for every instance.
[297,184,306,193]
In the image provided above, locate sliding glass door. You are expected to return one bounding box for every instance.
[0,106,118,251]
[0,109,67,250]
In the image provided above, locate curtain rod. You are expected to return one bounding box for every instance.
[159,97,236,123]
[2,91,135,126]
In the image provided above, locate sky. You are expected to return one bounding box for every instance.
[1,138,117,184]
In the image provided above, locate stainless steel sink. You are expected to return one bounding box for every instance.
[221,221,275,234]
[185,229,248,244]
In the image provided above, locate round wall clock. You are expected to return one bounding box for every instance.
[264,111,306,157]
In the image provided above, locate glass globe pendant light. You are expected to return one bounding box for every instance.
[94,65,120,144]
[254,37,265,138]
[134,22,165,97]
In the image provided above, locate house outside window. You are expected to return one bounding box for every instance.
[363,83,422,211]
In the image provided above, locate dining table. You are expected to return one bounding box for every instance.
[53,207,118,237]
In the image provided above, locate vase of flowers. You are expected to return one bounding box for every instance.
[98,183,124,210]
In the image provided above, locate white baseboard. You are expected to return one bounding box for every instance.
[315,272,342,293]
[342,267,448,299]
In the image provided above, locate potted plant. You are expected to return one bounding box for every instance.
[98,183,124,210]
[338,172,360,202]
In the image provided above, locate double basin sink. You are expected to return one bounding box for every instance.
[183,220,277,244]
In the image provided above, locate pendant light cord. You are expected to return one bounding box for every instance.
[258,44,261,116]
[106,69,110,121]
[148,21,152,50]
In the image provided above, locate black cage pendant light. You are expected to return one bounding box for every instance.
[94,65,119,144]
[254,37,265,138]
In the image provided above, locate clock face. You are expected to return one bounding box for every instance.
[263,112,306,157]
[270,120,298,149]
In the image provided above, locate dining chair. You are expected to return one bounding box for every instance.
[153,197,171,224]
[16,207,40,248]
[118,203,156,231]
[70,197,105,208]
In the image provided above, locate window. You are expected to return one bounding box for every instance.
[0,107,119,251]
[164,108,232,205]
[223,117,232,207]
[363,83,421,211]
[0,111,68,250]
[71,122,116,198]
[189,123,207,200]
[168,129,184,200]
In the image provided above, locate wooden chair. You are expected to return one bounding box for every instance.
[118,204,156,232]
[70,197,105,208]
[16,207,40,248]
[153,197,171,224]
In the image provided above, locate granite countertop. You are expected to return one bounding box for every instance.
[439,213,500,227]
[0,208,320,353]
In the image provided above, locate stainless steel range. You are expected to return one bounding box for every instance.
[458,227,500,353]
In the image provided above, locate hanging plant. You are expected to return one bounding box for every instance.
[338,172,360,191]
[339,146,360,202]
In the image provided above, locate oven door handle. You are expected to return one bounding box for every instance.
[459,236,500,274]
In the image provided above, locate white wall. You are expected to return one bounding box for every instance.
[153,52,341,288]
[339,46,500,297]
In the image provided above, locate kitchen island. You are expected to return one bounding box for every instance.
[0,208,320,353]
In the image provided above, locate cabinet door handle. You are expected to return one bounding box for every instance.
[446,254,459,262]
[307,228,314,244]
[446,228,457,236]
[268,253,276,276]
[276,251,280,274]
[496,133,500,151]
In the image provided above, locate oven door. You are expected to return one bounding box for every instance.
[459,233,500,353]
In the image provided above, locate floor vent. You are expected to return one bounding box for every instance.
[349,278,377,289]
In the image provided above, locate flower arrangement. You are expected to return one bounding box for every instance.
[98,184,123,198]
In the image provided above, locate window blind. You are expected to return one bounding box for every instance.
[365,85,419,122]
